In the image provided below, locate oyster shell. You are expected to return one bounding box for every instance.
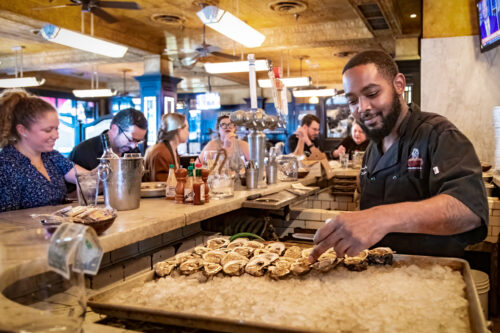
[202,250,226,264]
[174,252,194,265]
[265,242,286,255]
[301,247,313,258]
[268,258,293,279]
[220,251,249,266]
[203,262,223,276]
[245,240,265,249]
[206,237,230,250]
[222,259,248,276]
[179,258,204,275]
[344,250,369,271]
[253,248,270,256]
[283,246,302,259]
[367,247,394,265]
[245,253,279,277]
[232,246,254,258]
[290,257,312,275]
[226,238,249,249]
[193,246,210,256]
[154,260,176,277]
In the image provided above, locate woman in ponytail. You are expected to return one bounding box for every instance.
[0,89,88,212]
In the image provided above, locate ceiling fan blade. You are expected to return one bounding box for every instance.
[180,53,200,69]
[32,4,80,10]
[210,51,240,60]
[97,1,140,9]
[91,7,118,23]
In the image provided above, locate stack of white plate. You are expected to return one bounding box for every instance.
[494,106,500,170]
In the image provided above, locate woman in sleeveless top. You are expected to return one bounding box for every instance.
[144,113,189,181]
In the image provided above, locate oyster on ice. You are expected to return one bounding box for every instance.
[284,246,302,259]
[253,248,270,256]
[179,258,204,275]
[245,240,265,249]
[203,262,223,276]
[245,253,279,277]
[265,242,286,255]
[175,252,195,265]
[344,250,369,271]
[301,247,313,259]
[312,249,338,272]
[193,246,209,257]
[367,247,394,265]
[154,260,176,277]
[207,237,230,250]
[223,259,248,276]
[232,246,254,258]
[290,257,312,275]
[268,258,293,279]
[220,251,248,266]
[202,250,226,264]
[226,238,249,249]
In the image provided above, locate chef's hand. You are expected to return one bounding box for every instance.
[308,210,388,262]
[332,145,346,158]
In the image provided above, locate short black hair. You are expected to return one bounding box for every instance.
[111,108,147,130]
[342,50,399,81]
[301,114,320,126]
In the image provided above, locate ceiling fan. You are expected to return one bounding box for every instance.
[34,0,141,24]
[177,24,239,69]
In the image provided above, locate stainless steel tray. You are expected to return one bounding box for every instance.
[88,254,488,333]
[141,182,165,198]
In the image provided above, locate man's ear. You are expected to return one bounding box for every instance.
[393,73,406,95]
[109,124,119,137]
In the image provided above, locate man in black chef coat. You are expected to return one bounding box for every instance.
[309,50,488,260]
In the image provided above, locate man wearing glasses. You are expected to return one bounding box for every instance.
[69,108,147,170]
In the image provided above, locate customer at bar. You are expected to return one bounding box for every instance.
[198,115,250,166]
[0,89,88,212]
[332,122,369,159]
[69,108,147,170]
[309,50,488,260]
[144,113,188,181]
[286,114,321,157]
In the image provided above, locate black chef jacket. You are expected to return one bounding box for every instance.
[359,103,488,257]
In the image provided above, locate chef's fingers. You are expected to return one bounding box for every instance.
[313,218,338,244]
[332,238,352,258]
[309,227,344,263]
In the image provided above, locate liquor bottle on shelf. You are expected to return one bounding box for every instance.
[165,164,177,200]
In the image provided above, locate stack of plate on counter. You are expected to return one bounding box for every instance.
[494,106,500,170]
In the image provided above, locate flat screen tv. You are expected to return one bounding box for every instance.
[477,0,500,52]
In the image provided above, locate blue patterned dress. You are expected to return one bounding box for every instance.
[0,145,74,212]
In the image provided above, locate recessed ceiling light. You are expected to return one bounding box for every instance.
[410,13,417,19]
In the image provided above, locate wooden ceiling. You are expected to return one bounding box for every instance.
[0,0,421,93]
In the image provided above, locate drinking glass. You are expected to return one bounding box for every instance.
[76,172,99,206]
[340,153,349,169]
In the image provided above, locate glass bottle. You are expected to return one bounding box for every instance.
[165,164,177,200]
[100,133,118,159]
[184,166,194,204]
[193,168,205,205]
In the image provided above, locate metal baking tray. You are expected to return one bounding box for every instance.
[141,182,166,198]
[88,254,488,333]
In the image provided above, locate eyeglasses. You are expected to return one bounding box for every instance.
[219,123,235,129]
[117,125,144,145]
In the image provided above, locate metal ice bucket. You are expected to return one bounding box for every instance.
[99,156,144,211]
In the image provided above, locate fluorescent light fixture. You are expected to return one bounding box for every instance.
[258,77,310,88]
[0,77,45,88]
[41,24,128,58]
[197,6,265,48]
[293,89,337,97]
[72,89,117,98]
[204,60,268,73]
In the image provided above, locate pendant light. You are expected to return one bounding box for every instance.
[0,46,45,88]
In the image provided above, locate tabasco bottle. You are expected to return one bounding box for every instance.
[165,164,177,200]
[193,168,205,205]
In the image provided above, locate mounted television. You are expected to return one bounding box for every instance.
[477,0,500,52]
[195,92,220,110]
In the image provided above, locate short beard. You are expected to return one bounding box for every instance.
[359,92,402,143]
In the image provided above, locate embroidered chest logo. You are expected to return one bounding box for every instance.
[360,165,368,176]
[408,148,423,178]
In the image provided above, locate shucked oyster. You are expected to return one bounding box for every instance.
[207,237,230,250]
[312,249,338,272]
[154,260,176,277]
[367,247,394,265]
[202,250,226,264]
[290,257,312,275]
[253,248,270,256]
[245,240,265,249]
[245,253,279,277]
[203,262,223,276]
[193,246,210,256]
[344,250,369,271]
[268,258,293,279]
[226,238,249,249]
[179,258,204,275]
[232,246,254,258]
[301,247,314,259]
[175,252,194,265]
[221,251,248,266]
[265,242,286,255]
[284,246,302,259]
[223,259,248,276]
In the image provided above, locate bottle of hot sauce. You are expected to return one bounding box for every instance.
[175,168,187,204]
[165,164,177,200]
[193,169,205,205]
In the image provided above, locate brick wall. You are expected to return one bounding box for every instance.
[487,198,500,243]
